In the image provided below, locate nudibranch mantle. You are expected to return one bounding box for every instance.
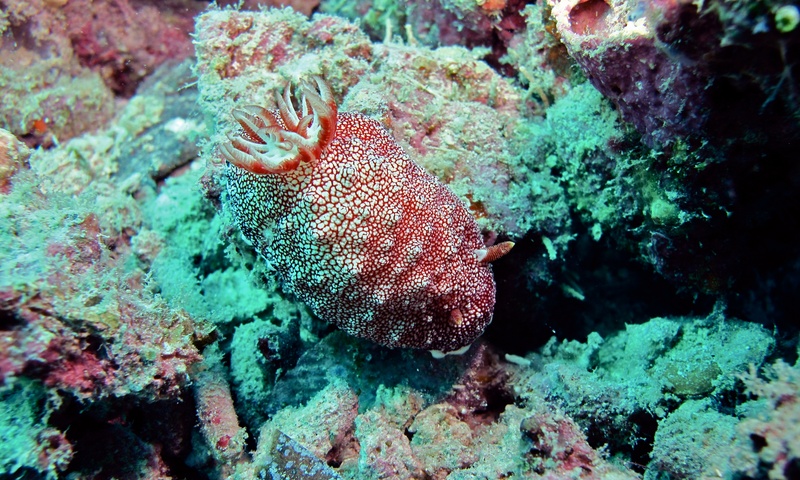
[221,77,512,354]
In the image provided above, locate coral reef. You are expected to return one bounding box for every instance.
[218,0,321,16]
[233,338,641,479]
[0,57,214,477]
[505,0,800,318]
[0,379,72,478]
[647,399,753,478]
[0,128,28,194]
[530,312,775,468]
[1,1,798,479]
[0,173,208,400]
[646,357,800,479]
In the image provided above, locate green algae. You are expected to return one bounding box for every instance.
[647,399,753,479]
[229,307,308,430]
[501,4,566,101]
[521,82,631,235]
[530,310,777,475]
[142,163,269,326]
[320,0,405,41]
[0,379,67,479]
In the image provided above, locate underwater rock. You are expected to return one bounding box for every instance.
[259,431,343,480]
[0,129,29,194]
[546,0,800,149]
[647,399,755,478]
[193,348,249,477]
[734,360,800,479]
[546,0,710,147]
[0,0,201,147]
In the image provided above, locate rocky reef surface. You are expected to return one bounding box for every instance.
[1,1,799,479]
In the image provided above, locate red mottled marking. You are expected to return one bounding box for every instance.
[222,79,508,353]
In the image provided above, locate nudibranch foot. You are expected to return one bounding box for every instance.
[221,76,337,174]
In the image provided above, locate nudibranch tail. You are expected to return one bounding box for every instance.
[221,76,338,175]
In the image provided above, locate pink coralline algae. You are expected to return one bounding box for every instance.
[221,78,513,354]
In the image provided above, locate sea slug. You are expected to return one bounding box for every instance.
[220,77,511,355]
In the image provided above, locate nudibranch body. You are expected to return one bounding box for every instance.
[221,77,512,354]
